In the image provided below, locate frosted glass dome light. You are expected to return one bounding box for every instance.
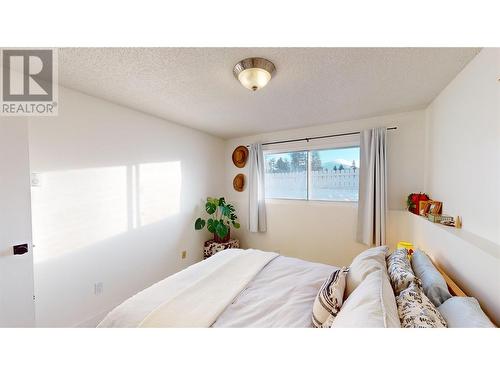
[233,58,276,91]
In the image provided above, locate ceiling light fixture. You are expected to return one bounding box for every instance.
[233,57,276,91]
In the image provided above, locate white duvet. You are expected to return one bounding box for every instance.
[213,253,337,327]
[98,249,336,328]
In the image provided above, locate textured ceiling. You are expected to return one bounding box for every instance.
[58,48,480,139]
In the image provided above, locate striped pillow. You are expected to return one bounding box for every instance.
[312,267,349,328]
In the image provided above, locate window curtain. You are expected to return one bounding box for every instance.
[248,143,267,232]
[356,127,387,246]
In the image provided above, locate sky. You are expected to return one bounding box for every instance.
[266,147,360,168]
[317,147,359,167]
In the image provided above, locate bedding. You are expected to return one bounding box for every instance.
[345,246,388,297]
[213,255,336,327]
[99,249,336,328]
[396,281,447,328]
[386,248,417,294]
[99,249,277,327]
[139,249,278,327]
[98,246,474,328]
[438,297,495,328]
[331,269,400,328]
[411,249,452,307]
[311,267,349,328]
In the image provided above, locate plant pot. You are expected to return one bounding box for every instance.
[214,228,230,243]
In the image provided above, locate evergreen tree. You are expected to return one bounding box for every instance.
[311,151,322,171]
[275,157,290,172]
[266,158,276,173]
[351,160,357,170]
[284,158,291,172]
[290,152,307,172]
[339,164,344,171]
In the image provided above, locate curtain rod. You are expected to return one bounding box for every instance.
[247,126,397,147]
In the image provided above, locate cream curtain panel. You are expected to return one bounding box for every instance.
[356,128,387,246]
[248,143,267,232]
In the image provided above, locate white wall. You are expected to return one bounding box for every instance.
[29,86,225,327]
[0,117,35,327]
[425,48,500,245]
[225,110,426,266]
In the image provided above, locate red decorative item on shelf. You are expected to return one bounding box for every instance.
[406,192,429,215]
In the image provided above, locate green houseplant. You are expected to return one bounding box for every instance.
[194,197,240,243]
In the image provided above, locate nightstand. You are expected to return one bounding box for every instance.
[203,238,240,259]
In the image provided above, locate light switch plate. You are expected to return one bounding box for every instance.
[94,282,103,295]
[31,172,41,187]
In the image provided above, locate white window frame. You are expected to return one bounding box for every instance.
[263,135,360,203]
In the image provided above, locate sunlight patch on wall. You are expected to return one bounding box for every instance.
[31,161,183,262]
[137,161,182,226]
[31,166,128,262]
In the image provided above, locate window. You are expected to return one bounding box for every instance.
[264,146,360,202]
[265,151,307,199]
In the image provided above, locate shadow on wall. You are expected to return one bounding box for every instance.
[31,161,182,262]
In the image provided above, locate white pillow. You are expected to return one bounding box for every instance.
[345,246,388,297]
[332,269,400,328]
[438,297,495,328]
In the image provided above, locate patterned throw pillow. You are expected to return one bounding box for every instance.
[386,249,417,294]
[396,281,447,328]
[312,267,349,328]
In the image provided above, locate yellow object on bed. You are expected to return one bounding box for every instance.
[396,241,414,250]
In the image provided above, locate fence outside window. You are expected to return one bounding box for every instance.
[264,147,360,202]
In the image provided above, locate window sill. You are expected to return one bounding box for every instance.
[265,198,358,207]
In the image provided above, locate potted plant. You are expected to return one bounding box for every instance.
[194,197,240,243]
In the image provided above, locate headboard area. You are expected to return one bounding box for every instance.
[434,263,467,297]
[388,210,500,326]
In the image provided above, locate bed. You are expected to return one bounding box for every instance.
[98,247,495,328]
[99,249,335,328]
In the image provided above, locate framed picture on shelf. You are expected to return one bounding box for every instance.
[419,200,430,216]
[428,200,442,215]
